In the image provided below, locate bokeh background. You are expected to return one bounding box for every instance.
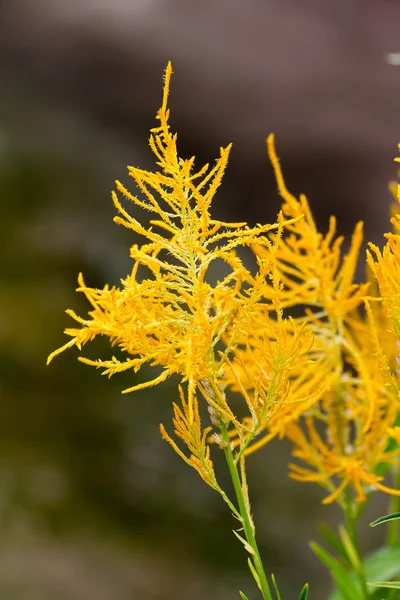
[1,1,400,598]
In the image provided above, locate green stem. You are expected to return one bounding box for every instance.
[343,489,369,599]
[388,464,400,545]
[220,422,274,600]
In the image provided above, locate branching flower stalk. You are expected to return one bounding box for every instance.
[48,63,400,599]
[48,62,316,598]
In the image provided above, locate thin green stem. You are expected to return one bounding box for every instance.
[343,489,369,599]
[220,422,274,600]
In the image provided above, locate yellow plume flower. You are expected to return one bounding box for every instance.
[367,150,400,344]
[47,63,318,481]
[48,62,400,506]
[286,316,400,504]
[245,137,400,504]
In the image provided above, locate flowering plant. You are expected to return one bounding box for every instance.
[48,63,400,599]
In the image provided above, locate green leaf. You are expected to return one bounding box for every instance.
[368,581,400,589]
[338,525,362,571]
[298,583,309,600]
[271,574,282,600]
[247,557,261,590]
[239,592,249,600]
[370,513,400,528]
[364,544,400,582]
[317,523,349,563]
[233,529,256,556]
[310,542,363,600]
[328,543,400,600]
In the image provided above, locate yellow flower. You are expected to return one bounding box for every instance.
[367,155,400,343]
[233,136,367,455]
[243,137,400,504]
[47,62,400,506]
[286,328,400,504]
[263,134,368,322]
[43,62,400,595]
[48,63,317,482]
[47,63,277,416]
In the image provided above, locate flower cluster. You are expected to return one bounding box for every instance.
[48,63,400,507]
[249,137,400,504]
[47,63,319,487]
[367,155,400,344]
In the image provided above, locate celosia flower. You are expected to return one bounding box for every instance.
[285,313,400,504]
[47,63,318,484]
[48,60,400,508]
[241,137,400,504]
[367,152,400,344]
[236,136,369,454]
[48,64,275,413]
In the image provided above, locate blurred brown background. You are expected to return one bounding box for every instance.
[1,1,399,598]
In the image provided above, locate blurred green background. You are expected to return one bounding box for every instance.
[1,1,400,598]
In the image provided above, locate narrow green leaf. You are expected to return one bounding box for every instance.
[248,557,261,591]
[233,529,256,556]
[368,581,400,589]
[271,574,282,600]
[298,583,309,600]
[338,525,361,571]
[370,513,400,528]
[317,523,348,563]
[239,592,249,600]
[310,542,363,600]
